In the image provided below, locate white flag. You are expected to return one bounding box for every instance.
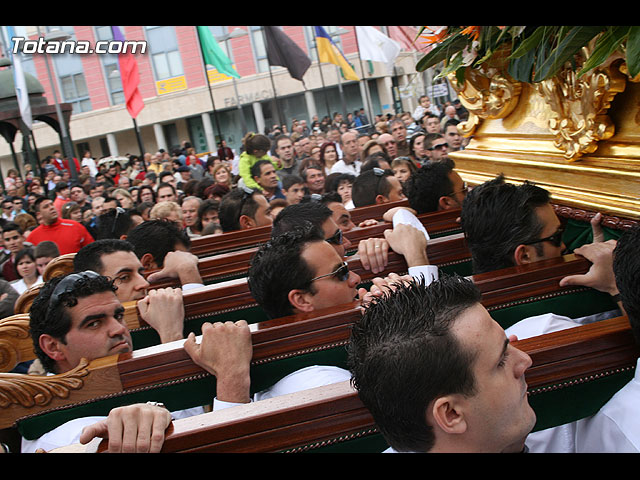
[355,26,401,74]
[6,26,33,130]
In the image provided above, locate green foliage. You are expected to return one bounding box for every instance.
[416,26,633,83]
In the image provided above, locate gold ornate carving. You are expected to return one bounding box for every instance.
[0,316,31,372]
[448,65,523,136]
[535,54,627,161]
[0,358,90,408]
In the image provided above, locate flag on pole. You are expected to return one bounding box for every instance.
[355,26,402,74]
[6,26,32,130]
[387,26,420,52]
[196,26,240,79]
[314,26,360,82]
[264,26,311,82]
[111,26,144,119]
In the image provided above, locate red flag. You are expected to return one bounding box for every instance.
[111,26,144,118]
[387,26,420,52]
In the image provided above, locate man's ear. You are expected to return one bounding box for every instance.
[238,214,255,230]
[513,244,535,266]
[38,334,66,363]
[139,252,158,270]
[438,195,458,211]
[287,289,314,313]
[375,194,388,205]
[430,395,468,435]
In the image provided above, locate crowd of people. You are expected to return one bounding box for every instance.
[3,91,638,454]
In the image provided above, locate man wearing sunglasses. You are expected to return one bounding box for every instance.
[218,186,273,233]
[404,160,467,214]
[424,133,450,162]
[462,175,622,337]
[22,271,204,453]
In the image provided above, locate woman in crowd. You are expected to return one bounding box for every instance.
[391,157,419,186]
[11,247,43,296]
[319,142,339,175]
[112,188,134,209]
[61,202,84,222]
[409,132,429,165]
[211,163,234,189]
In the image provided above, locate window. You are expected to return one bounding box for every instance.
[145,26,183,80]
[47,26,92,113]
[249,26,269,73]
[94,26,124,106]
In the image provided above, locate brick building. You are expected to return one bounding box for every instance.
[0,26,446,175]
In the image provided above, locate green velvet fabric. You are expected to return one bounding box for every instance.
[562,219,623,253]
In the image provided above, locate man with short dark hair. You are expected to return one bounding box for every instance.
[273,135,298,176]
[218,187,273,233]
[424,133,450,162]
[28,196,94,255]
[389,118,410,157]
[1,222,27,281]
[281,175,305,205]
[251,160,285,201]
[348,275,536,453]
[461,175,566,275]
[22,271,201,453]
[404,161,466,214]
[351,168,405,208]
[156,183,178,203]
[34,241,60,277]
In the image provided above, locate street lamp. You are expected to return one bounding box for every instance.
[37,27,78,180]
[215,28,247,134]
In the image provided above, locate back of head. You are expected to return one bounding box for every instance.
[271,201,333,239]
[460,175,550,274]
[348,275,480,452]
[242,132,271,155]
[218,188,259,232]
[95,207,134,240]
[34,240,60,260]
[351,168,394,208]
[73,238,135,274]
[29,271,116,373]
[613,225,640,342]
[404,161,454,214]
[126,220,191,268]
[248,224,324,319]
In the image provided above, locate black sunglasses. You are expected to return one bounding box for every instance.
[522,227,565,248]
[48,270,101,312]
[325,228,343,246]
[309,261,350,283]
[428,143,449,151]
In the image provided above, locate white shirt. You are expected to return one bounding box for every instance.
[81,157,98,177]
[21,406,205,453]
[10,275,43,296]
[330,159,361,176]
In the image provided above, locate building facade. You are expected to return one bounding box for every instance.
[0,26,453,175]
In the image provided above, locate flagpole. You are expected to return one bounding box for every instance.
[132,118,145,157]
[195,27,226,158]
[260,30,284,128]
[317,62,331,121]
